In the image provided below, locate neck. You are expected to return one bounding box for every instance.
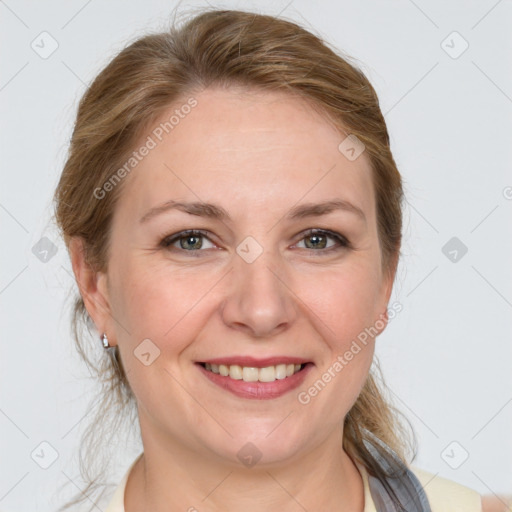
[125,427,364,512]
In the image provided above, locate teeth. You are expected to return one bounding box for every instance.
[203,362,304,382]
[275,364,287,379]
[242,367,259,382]
[229,365,243,380]
[259,366,276,382]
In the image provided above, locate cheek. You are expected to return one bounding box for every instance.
[294,266,379,415]
[111,250,382,351]
[108,262,217,404]
[110,258,224,347]
[296,262,381,349]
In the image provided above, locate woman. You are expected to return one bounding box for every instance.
[53,8,483,512]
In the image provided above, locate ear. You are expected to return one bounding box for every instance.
[69,237,116,346]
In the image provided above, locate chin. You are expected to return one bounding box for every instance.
[204,423,310,469]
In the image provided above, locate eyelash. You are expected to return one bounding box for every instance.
[160,228,350,256]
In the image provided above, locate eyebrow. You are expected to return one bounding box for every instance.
[139,199,366,224]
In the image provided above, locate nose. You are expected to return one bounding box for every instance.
[220,247,298,339]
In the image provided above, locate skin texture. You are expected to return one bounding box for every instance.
[70,86,395,511]
[481,495,512,512]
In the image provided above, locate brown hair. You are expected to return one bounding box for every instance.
[54,7,415,510]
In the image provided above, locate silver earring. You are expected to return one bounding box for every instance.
[101,332,110,349]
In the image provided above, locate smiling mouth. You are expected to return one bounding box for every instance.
[198,362,308,383]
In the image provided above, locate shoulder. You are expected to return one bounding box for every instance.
[104,453,143,512]
[410,465,483,512]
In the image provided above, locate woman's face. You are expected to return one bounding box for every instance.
[88,86,394,466]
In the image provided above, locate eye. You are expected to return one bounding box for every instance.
[294,229,349,253]
[160,228,350,256]
[161,230,216,253]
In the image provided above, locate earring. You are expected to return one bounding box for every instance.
[101,332,110,349]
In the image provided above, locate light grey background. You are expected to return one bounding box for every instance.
[1,0,511,510]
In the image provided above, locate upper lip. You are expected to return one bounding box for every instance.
[199,356,311,367]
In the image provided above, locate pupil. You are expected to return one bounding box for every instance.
[307,234,326,249]
[182,235,201,250]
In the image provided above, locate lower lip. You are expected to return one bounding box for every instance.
[196,363,313,400]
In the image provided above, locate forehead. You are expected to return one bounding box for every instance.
[116,86,375,224]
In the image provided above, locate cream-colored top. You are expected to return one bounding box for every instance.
[104,452,482,512]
